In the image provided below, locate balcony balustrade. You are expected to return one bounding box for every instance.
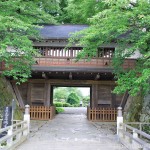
[0,47,136,71]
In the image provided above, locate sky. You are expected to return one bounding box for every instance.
[78,87,90,97]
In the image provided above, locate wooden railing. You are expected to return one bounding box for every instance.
[0,120,28,150]
[30,106,56,120]
[34,57,135,69]
[118,123,150,150]
[125,122,150,135]
[87,107,117,122]
[34,47,114,58]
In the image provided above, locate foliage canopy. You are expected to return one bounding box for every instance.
[67,0,150,96]
[0,0,56,82]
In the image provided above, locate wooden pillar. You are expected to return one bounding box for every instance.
[95,84,98,107]
[111,86,116,108]
[91,85,94,108]
[27,83,32,105]
[90,86,92,107]
[44,81,50,106]
[50,85,53,106]
[111,93,116,108]
[91,84,98,108]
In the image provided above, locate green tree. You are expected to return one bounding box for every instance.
[0,0,56,83]
[82,95,90,106]
[66,87,83,99]
[58,0,105,24]
[68,0,150,96]
[53,87,69,101]
[67,92,80,105]
[53,87,83,102]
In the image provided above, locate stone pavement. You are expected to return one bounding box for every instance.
[16,108,127,150]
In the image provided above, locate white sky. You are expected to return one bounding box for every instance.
[78,87,90,97]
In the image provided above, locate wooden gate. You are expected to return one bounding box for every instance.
[30,106,56,120]
[87,107,117,122]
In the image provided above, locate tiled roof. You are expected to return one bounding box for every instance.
[38,25,88,39]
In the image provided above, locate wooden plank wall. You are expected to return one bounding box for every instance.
[92,84,123,108]
[30,83,45,105]
[97,85,112,107]
[16,82,48,106]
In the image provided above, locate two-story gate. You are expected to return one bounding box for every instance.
[0,25,137,121]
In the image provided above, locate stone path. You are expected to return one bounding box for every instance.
[16,108,127,150]
[61,107,87,114]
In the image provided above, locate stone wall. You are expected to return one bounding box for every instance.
[0,75,23,120]
[140,93,150,122]
[124,92,150,123]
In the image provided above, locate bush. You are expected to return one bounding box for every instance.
[54,102,72,107]
[54,102,63,107]
[63,102,71,107]
[73,104,80,107]
[56,107,64,114]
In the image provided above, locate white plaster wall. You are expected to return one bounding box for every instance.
[128,50,142,59]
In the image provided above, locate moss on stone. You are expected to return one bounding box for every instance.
[0,75,23,120]
[124,93,144,122]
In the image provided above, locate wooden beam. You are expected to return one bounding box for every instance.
[32,65,113,72]
[11,79,116,85]
[12,83,24,108]
[27,79,116,85]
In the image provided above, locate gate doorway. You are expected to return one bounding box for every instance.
[52,86,91,107]
[51,86,91,115]
[14,79,120,122]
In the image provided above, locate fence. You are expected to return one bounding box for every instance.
[0,105,30,150]
[87,107,117,122]
[30,106,56,120]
